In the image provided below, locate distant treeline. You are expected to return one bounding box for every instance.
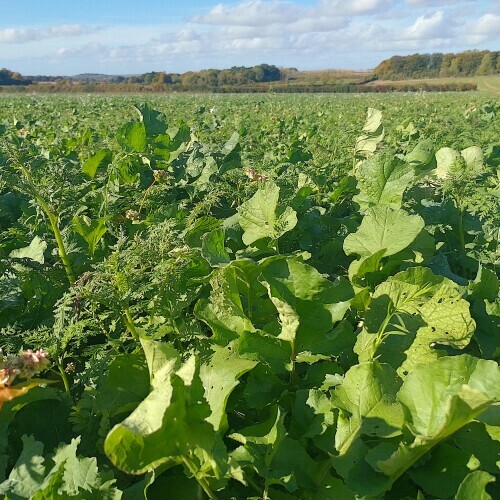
[0,68,32,86]
[23,64,283,88]
[374,50,500,80]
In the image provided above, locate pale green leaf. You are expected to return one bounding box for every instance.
[331,362,404,456]
[355,108,384,160]
[237,181,297,245]
[9,236,47,264]
[353,152,414,211]
[200,342,257,431]
[344,206,424,258]
[455,471,495,500]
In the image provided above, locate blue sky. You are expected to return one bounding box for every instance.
[0,0,498,75]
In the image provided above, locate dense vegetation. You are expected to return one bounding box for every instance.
[0,93,499,499]
[374,50,500,81]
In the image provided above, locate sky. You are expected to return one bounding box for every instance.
[0,0,499,75]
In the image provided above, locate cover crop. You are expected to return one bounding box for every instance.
[0,95,499,499]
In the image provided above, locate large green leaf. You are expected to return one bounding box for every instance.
[105,340,225,478]
[200,342,257,431]
[344,206,424,258]
[237,181,297,246]
[355,267,476,372]
[9,236,47,264]
[134,104,168,137]
[455,471,495,500]
[195,264,256,343]
[331,362,404,457]
[117,121,147,152]
[370,356,500,486]
[349,356,500,497]
[0,435,121,499]
[82,149,112,178]
[72,216,108,256]
[354,108,384,160]
[201,228,231,267]
[260,259,354,360]
[353,152,414,211]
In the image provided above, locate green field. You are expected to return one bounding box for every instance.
[368,75,500,94]
[0,93,499,499]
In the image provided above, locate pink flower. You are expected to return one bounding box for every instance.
[0,368,20,387]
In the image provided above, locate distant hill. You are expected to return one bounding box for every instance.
[374,50,500,80]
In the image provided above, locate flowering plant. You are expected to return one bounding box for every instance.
[0,349,51,410]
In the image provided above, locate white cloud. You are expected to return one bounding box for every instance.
[405,0,475,5]
[0,24,101,44]
[469,13,500,36]
[192,0,303,26]
[402,11,453,40]
[317,0,392,16]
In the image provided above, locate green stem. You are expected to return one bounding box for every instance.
[57,359,71,394]
[19,164,75,285]
[456,200,466,253]
[290,340,296,387]
[182,456,217,500]
[123,306,139,340]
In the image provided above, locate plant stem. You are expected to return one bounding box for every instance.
[18,164,75,285]
[123,306,139,340]
[182,456,217,500]
[456,202,466,253]
[57,358,71,394]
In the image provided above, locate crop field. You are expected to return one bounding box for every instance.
[0,92,499,499]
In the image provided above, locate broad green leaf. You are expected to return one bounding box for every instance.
[344,206,424,258]
[237,181,297,246]
[200,342,257,431]
[260,259,354,359]
[105,340,225,478]
[355,108,384,160]
[398,355,500,439]
[312,474,356,500]
[435,146,484,180]
[134,104,167,137]
[0,436,121,499]
[461,145,483,170]
[82,149,112,178]
[353,152,414,210]
[229,405,283,446]
[435,147,460,179]
[355,267,476,371]
[468,264,499,302]
[407,443,471,498]
[72,216,108,256]
[406,139,435,170]
[9,236,47,264]
[453,421,500,474]
[195,264,255,343]
[201,228,231,267]
[219,131,241,175]
[238,331,291,374]
[0,435,45,498]
[331,362,404,456]
[117,121,147,152]
[361,356,500,496]
[455,471,495,500]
